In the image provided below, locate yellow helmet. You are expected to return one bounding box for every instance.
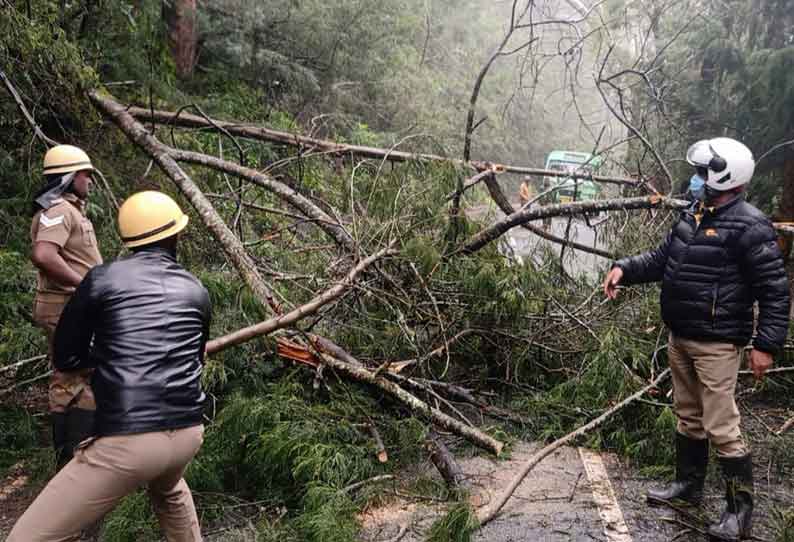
[43,145,94,175]
[118,191,189,248]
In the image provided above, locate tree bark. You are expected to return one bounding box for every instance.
[162,0,198,79]
[427,429,470,490]
[88,90,280,313]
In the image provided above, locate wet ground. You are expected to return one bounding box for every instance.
[358,411,792,542]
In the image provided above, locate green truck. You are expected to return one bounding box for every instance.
[544,150,603,204]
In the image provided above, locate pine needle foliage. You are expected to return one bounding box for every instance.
[184,377,427,541]
[772,507,794,542]
[426,501,479,542]
[100,491,160,542]
[0,406,38,474]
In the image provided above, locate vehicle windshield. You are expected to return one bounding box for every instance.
[547,160,593,175]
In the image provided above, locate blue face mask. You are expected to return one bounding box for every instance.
[688,174,705,200]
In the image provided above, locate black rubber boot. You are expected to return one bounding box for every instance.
[65,408,96,458]
[647,432,709,506]
[51,412,69,471]
[708,455,754,541]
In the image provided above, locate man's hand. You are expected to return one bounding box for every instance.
[603,266,624,300]
[748,349,773,380]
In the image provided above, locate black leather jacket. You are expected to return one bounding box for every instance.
[615,197,789,354]
[54,246,211,436]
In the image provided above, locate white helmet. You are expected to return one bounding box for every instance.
[686,137,755,191]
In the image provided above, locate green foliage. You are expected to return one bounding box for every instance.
[0,407,39,474]
[426,501,479,542]
[510,326,674,469]
[100,491,160,542]
[190,382,378,500]
[295,484,358,542]
[182,376,436,540]
[772,507,794,542]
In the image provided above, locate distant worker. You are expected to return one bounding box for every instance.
[9,191,211,542]
[519,178,533,207]
[603,138,789,541]
[30,144,103,470]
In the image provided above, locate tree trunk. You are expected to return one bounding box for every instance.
[427,429,469,491]
[89,91,280,313]
[162,0,198,80]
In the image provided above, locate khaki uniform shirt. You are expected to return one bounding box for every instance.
[30,193,103,301]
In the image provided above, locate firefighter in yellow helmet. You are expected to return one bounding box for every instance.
[10,191,211,542]
[30,145,103,470]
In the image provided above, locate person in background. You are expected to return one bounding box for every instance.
[9,191,211,542]
[30,144,103,470]
[603,138,789,541]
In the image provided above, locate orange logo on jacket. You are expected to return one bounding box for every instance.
[705,228,718,237]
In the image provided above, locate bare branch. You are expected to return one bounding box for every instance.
[89,90,282,314]
[457,195,688,256]
[477,368,671,525]
[206,247,396,354]
[0,70,58,147]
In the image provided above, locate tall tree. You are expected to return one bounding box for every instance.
[162,0,198,79]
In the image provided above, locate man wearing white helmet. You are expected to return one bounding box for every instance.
[603,137,790,541]
[30,144,103,470]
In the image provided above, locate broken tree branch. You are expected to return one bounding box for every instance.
[482,174,616,259]
[427,429,470,491]
[776,416,794,436]
[89,90,282,314]
[128,107,640,186]
[206,247,396,354]
[170,148,356,252]
[312,337,504,456]
[458,196,688,255]
[0,70,58,147]
[476,368,671,526]
[0,354,46,374]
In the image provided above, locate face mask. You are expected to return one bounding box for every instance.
[688,174,705,200]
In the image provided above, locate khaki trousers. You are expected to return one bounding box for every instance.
[7,425,204,542]
[33,297,95,413]
[668,333,747,457]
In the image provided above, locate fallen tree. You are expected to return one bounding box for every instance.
[90,91,506,457]
[127,106,642,186]
[206,246,396,354]
[458,195,689,255]
[89,90,282,313]
[89,92,357,257]
[482,173,618,260]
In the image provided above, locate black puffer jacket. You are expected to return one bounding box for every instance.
[54,246,211,436]
[615,197,789,353]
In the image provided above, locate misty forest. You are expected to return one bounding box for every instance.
[1,0,794,541]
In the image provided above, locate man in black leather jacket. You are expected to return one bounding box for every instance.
[9,191,211,542]
[603,138,789,541]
